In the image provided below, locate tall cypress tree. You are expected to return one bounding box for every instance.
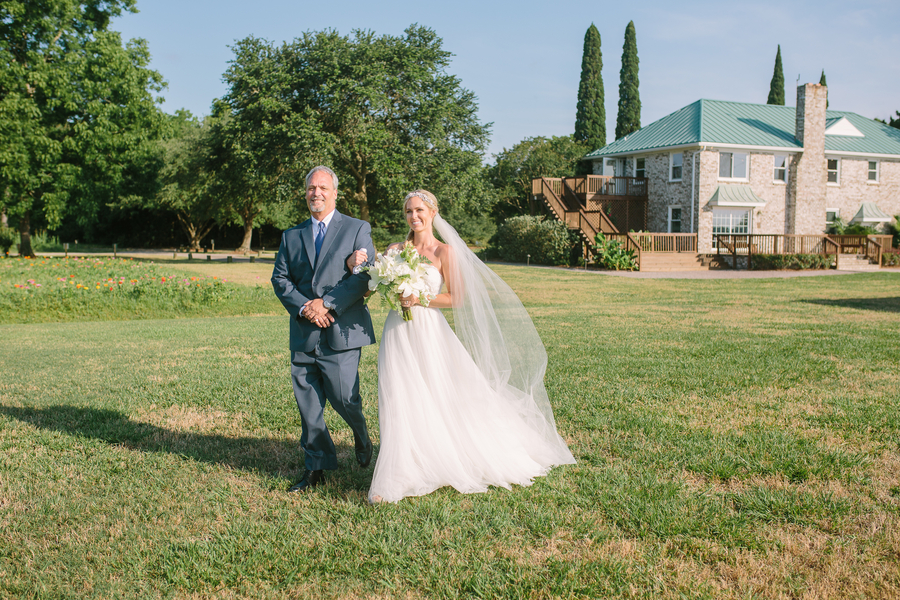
[819,70,829,108]
[615,21,641,140]
[574,24,605,151]
[766,45,785,105]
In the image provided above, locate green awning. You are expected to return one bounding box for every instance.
[706,185,767,208]
[850,201,892,224]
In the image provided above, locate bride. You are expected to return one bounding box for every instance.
[348,190,575,504]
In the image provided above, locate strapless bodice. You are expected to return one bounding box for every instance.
[422,264,443,296]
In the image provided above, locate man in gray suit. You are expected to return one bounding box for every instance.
[272,165,376,493]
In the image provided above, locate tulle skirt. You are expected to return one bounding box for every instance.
[368,306,575,503]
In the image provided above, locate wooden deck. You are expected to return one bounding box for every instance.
[532,177,892,271]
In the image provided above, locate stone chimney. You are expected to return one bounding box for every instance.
[787,83,828,234]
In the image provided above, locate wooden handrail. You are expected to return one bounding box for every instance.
[866,236,883,266]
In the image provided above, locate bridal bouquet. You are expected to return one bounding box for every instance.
[365,243,435,321]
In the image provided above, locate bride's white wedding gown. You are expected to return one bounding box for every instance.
[368,265,575,503]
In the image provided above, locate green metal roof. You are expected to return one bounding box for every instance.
[850,201,892,223]
[707,185,767,207]
[584,99,900,158]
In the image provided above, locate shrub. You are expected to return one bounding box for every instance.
[0,227,16,255]
[593,232,637,271]
[490,215,573,265]
[749,254,832,270]
[882,251,900,267]
[888,215,900,249]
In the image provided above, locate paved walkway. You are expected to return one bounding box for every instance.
[491,262,899,279]
[24,251,899,279]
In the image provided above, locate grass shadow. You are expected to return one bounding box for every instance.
[0,404,359,484]
[799,297,900,313]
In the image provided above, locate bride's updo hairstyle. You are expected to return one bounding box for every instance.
[404,189,439,241]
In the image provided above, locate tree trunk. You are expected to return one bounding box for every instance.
[176,213,215,252]
[236,217,253,253]
[18,210,35,257]
[347,154,370,222]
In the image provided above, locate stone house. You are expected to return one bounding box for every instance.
[584,84,900,253]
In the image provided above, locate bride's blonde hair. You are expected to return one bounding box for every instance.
[404,189,439,242]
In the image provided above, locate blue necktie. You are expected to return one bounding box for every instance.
[314,221,325,263]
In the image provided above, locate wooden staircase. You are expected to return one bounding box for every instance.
[836,254,881,271]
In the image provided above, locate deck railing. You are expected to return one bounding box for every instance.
[562,175,648,197]
[630,233,698,253]
[714,234,842,269]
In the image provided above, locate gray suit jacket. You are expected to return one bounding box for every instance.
[272,211,376,353]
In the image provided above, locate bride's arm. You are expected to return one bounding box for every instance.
[424,244,457,309]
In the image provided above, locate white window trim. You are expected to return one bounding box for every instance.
[669,152,683,182]
[825,207,840,223]
[827,158,841,186]
[633,157,646,179]
[773,154,788,185]
[867,160,879,184]
[667,205,683,233]
[717,151,750,182]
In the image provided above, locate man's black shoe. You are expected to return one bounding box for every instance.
[355,433,373,468]
[288,469,324,493]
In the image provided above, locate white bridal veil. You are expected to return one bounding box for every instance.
[432,214,575,461]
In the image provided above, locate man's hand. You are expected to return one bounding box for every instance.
[302,299,335,328]
[346,248,368,273]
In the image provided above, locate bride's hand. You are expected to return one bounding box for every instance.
[346,248,368,271]
[399,294,419,308]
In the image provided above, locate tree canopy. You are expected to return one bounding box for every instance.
[574,24,605,152]
[214,25,492,241]
[615,21,641,140]
[766,45,785,105]
[0,0,165,256]
[819,70,829,108]
[487,135,588,223]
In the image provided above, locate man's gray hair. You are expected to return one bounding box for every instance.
[306,166,339,190]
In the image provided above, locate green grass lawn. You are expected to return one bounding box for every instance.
[1,264,899,599]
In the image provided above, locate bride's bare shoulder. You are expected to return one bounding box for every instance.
[434,242,453,259]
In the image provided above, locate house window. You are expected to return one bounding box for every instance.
[635,158,646,178]
[712,209,751,248]
[668,206,682,233]
[825,208,840,227]
[868,161,879,182]
[827,158,840,184]
[718,151,748,180]
[773,155,787,182]
[670,153,683,181]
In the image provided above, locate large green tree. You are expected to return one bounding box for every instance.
[819,70,829,108]
[215,25,492,244]
[488,135,588,222]
[147,111,225,251]
[615,21,640,140]
[0,0,165,257]
[574,24,605,152]
[767,45,785,105]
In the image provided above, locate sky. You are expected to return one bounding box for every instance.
[113,0,900,160]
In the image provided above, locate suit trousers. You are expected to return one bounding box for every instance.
[290,338,369,471]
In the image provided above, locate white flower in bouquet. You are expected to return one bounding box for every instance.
[365,243,435,321]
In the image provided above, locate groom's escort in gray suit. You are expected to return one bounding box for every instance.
[272,167,376,492]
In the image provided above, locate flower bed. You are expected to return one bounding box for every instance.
[0,256,272,323]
